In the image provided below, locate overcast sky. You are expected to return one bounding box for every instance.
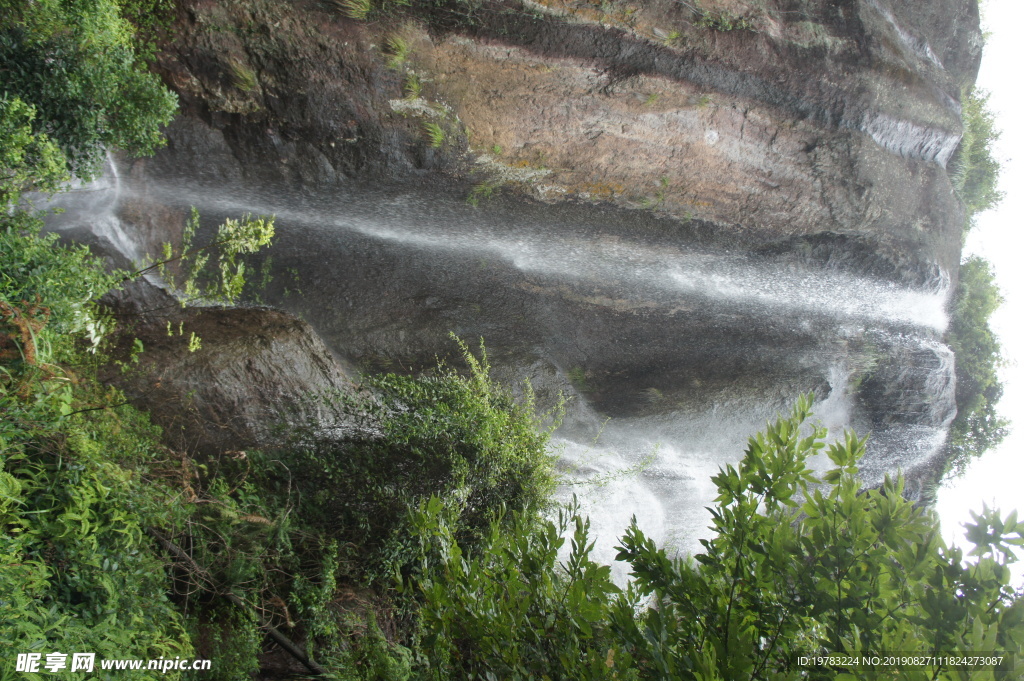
[935,0,1024,585]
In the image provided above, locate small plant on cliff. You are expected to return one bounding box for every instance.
[403,71,422,99]
[230,60,258,92]
[423,121,446,148]
[693,6,753,32]
[329,0,372,20]
[133,207,276,307]
[467,180,501,206]
[384,34,411,70]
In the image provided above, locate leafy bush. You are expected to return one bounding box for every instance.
[265,338,559,580]
[412,497,633,681]
[1,345,195,680]
[185,606,261,681]
[409,396,1024,680]
[0,210,277,679]
[0,0,177,183]
[946,256,1008,473]
[0,96,69,202]
[615,397,1024,679]
[1,212,123,358]
[951,89,1003,228]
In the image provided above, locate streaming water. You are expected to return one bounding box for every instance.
[44,158,958,579]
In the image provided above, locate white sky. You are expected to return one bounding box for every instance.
[935,0,1024,585]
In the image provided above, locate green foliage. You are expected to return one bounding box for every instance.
[1,345,195,678]
[409,396,1024,680]
[114,0,176,60]
[567,365,591,392]
[951,89,1003,228]
[693,7,753,32]
[0,0,178,182]
[466,180,499,206]
[412,496,634,681]
[330,0,373,20]
[0,96,69,202]
[946,256,1008,473]
[617,397,1023,679]
[267,337,559,579]
[186,606,261,681]
[0,211,122,356]
[141,207,276,307]
[0,213,197,677]
[385,34,411,70]
[0,209,277,680]
[404,71,423,99]
[230,60,258,92]
[423,121,446,148]
[336,615,414,681]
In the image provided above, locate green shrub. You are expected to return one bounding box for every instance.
[265,338,560,580]
[185,606,261,681]
[0,96,69,202]
[412,496,633,681]
[614,397,1024,679]
[951,89,1003,228]
[0,0,178,181]
[946,256,1008,473]
[1,364,195,679]
[409,396,1024,680]
[1,212,122,357]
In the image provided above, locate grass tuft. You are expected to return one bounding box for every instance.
[384,34,410,70]
[329,0,371,20]
[423,121,445,148]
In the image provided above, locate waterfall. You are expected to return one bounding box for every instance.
[46,164,959,579]
[39,154,147,266]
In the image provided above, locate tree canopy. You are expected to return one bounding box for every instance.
[0,0,177,197]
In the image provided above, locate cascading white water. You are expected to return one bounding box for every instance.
[39,154,147,266]
[45,166,959,581]
[113,181,951,332]
[554,363,859,582]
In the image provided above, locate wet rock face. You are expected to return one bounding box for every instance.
[102,282,356,454]
[857,331,957,430]
[140,0,979,287]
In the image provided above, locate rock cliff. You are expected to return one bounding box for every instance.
[137,0,979,286]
